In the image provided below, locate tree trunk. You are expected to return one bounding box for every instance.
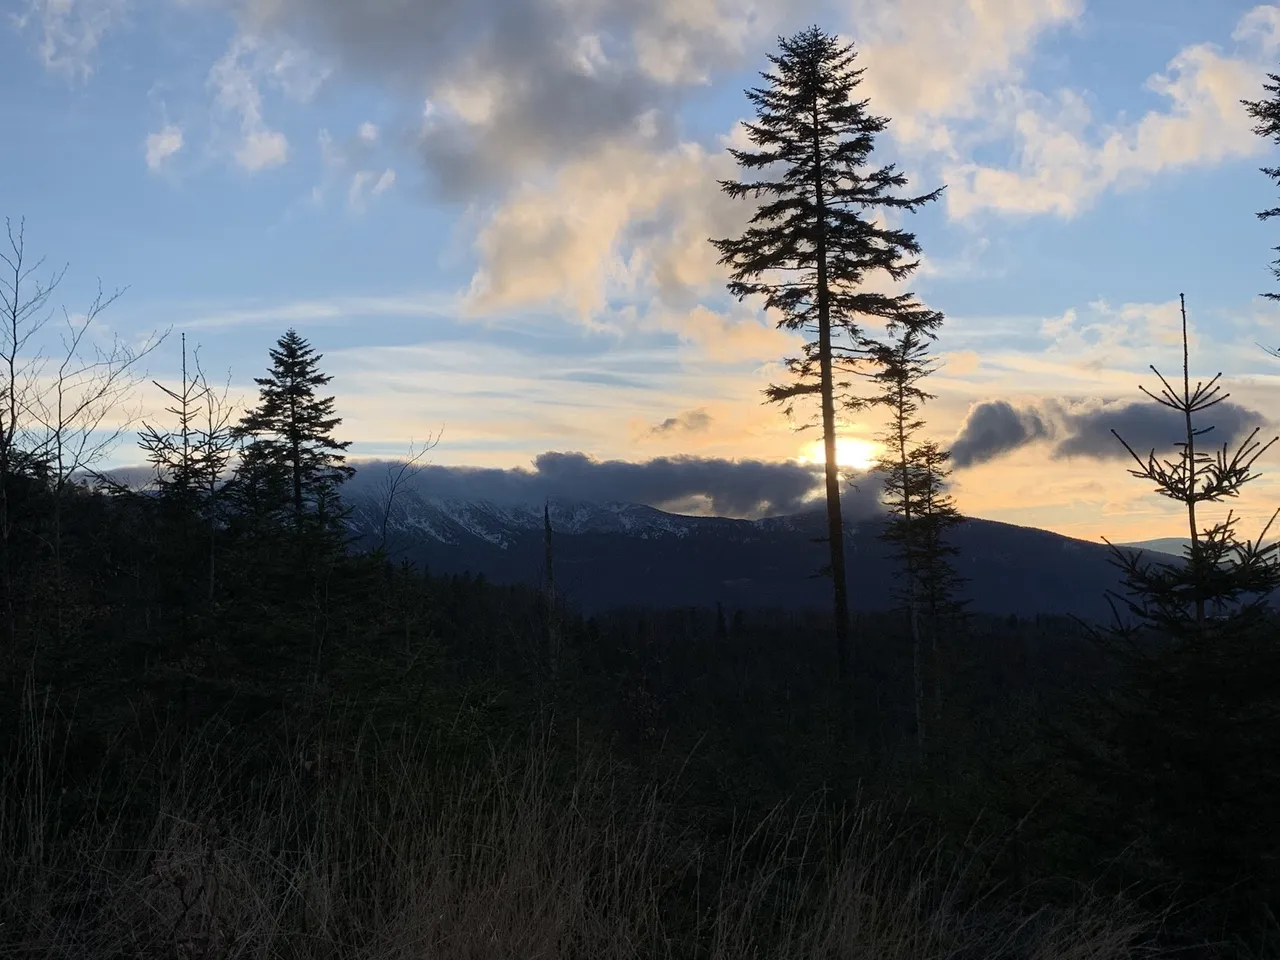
[813,106,853,736]
[896,388,923,750]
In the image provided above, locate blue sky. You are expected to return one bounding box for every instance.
[6,0,1280,541]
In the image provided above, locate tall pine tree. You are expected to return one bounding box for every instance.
[232,329,354,531]
[1243,76,1280,299]
[711,26,942,727]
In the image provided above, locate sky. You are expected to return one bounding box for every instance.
[6,0,1280,543]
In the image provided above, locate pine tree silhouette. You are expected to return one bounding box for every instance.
[866,320,960,747]
[233,329,354,530]
[711,25,942,730]
[1243,77,1280,299]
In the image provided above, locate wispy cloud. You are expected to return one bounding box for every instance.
[206,33,329,173]
[176,292,462,330]
[13,0,127,80]
[313,124,398,213]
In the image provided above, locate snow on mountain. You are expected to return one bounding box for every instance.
[345,491,733,548]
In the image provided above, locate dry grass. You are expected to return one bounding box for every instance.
[0,692,1157,959]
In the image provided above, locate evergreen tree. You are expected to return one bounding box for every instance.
[907,440,966,728]
[232,329,354,531]
[868,321,934,746]
[1242,76,1280,299]
[1060,294,1280,940]
[866,323,963,747]
[908,441,966,629]
[710,26,942,728]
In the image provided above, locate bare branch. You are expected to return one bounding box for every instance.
[377,430,443,552]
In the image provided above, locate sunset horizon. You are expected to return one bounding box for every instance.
[7,0,1280,545]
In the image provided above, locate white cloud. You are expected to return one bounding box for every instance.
[942,5,1280,219]
[847,0,1084,155]
[464,121,939,323]
[13,0,127,80]
[458,0,1080,314]
[206,33,327,173]
[357,121,378,141]
[465,134,742,317]
[144,124,184,171]
[1040,299,1190,369]
[236,128,289,171]
[630,0,782,85]
[1234,4,1280,51]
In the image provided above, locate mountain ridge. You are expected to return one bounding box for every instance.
[344,491,1168,622]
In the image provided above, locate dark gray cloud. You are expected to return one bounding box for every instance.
[650,408,712,435]
[343,451,883,520]
[95,450,884,521]
[1053,399,1267,460]
[236,0,798,197]
[950,396,1270,469]
[950,401,1050,469]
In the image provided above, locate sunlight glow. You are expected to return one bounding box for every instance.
[799,437,881,471]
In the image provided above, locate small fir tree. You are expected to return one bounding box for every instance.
[907,441,966,628]
[866,322,963,746]
[1061,294,1280,938]
[137,333,237,605]
[907,440,967,726]
[232,329,354,531]
[868,321,933,746]
[711,25,943,728]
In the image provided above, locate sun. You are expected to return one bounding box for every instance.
[799,437,880,471]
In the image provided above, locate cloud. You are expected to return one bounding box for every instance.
[175,291,461,330]
[950,396,1269,468]
[314,124,398,212]
[650,408,712,435]
[206,33,328,172]
[234,0,793,197]
[847,0,1084,154]
[144,124,184,171]
[347,167,396,212]
[102,451,882,520]
[13,0,127,80]
[943,5,1280,219]
[342,451,878,520]
[465,134,745,315]
[1054,398,1267,460]
[1038,298,1191,371]
[950,399,1050,469]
